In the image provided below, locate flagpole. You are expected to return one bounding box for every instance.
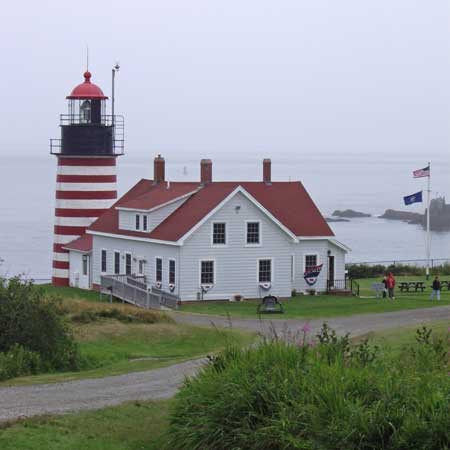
[426,162,431,279]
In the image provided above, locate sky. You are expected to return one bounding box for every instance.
[1,0,450,160]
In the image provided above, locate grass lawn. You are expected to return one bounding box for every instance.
[179,276,450,319]
[1,320,447,450]
[1,298,253,386]
[357,319,450,352]
[0,400,171,450]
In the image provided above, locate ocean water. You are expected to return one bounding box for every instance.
[1,151,449,279]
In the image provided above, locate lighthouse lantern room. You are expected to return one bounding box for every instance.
[50,70,124,287]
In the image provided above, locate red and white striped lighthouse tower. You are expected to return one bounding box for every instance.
[50,70,124,286]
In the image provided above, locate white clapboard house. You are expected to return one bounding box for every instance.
[63,157,349,301]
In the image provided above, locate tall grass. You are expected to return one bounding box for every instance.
[167,326,450,450]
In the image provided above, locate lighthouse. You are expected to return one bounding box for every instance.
[50,69,124,286]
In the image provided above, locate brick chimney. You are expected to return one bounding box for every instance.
[200,159,212,185]
[154,155,165,184]
[263,158,271,184]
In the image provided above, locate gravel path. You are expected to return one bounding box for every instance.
[171,304,450,338]
[1,305,449,422]
[0,358,205,422]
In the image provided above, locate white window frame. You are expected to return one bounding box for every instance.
[257,257,273,284]
[82,254,88,276]
[125,252,132,275]
[304,253,320,273]
[199,259,216,286]
[168,258,176,285]
[137,258,146,276]
[100,248,107,274]
[143,214,148,231]
[211,221,227,247]
[245,220,262,247]
[113,250,121,275]
[155,256,163,283]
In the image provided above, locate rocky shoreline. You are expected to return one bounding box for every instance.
[326,198,450,231]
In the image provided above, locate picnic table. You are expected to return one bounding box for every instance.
[439,280,450,290]
[399,281,426,293]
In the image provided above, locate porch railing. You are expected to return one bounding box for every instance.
[327,278,360,296]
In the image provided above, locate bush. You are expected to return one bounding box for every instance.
[346,262,450,279]
[0,344,42,381]
[167,326,450,450]
[0,277,81,377]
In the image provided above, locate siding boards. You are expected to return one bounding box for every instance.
[179,192,293,301]
[92,235,180,295]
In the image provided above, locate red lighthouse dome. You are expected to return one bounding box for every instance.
[67,71,108,100]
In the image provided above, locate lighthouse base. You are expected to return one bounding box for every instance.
[52,277,70,287]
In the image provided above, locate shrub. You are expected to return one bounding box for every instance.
[347,262,450,279]
[0,277,81,377]
[167,326,450,450]
[0,344,42,381]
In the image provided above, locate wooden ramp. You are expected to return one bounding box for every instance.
[100,275,179,310]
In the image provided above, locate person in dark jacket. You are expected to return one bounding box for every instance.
[430,276,441,301]
[382,275,388,298]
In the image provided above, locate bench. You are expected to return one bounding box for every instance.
[257,295,284,314]
[399,281,425,293]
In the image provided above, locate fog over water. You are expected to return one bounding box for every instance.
[1,150,449,279]
[1,1,450,277]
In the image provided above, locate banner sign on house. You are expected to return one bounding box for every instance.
[304,264,323,286]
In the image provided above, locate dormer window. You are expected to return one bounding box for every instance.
[143,215,148,231]
[135,214,140,230]
[80,100,91,123]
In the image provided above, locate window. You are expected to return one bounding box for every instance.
[80,100,91,123]
[201,261,214,285]
[135,214,140,230]
[305,254,318,271]
[246,222,260,244]
[143,215,148,231]
[212,223,226,245]
[114,251,120,274]
[169,260,176,284]
[125,253,132,275]
[138,260,145,275]
[258,259,272,283]
[156,258,162,282]
[101,249,107,273]
[82,255,88,276]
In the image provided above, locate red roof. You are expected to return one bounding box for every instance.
[88,180,333,242]
[67,71,108,100]
[63,234,93,252]
[119,182,201,210]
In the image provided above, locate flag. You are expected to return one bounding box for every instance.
[403,191,423,206]
[413,166,430,178]
[304,264,323,286]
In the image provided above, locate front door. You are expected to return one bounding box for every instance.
[328,255,335,287]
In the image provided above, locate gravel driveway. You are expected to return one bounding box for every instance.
[1,305,449,422]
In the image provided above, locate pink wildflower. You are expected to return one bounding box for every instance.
[301,322,311,334]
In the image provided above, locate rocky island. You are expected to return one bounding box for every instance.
[332,209,371,218]
[380,197,450,231]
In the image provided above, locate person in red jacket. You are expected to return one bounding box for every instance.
[386,273,396,299]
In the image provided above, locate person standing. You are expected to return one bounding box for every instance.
[430,276,441,301]
[382,275,388,298]
[387,273,396,299]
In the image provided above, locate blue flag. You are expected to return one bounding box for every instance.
[403,191,422,206]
